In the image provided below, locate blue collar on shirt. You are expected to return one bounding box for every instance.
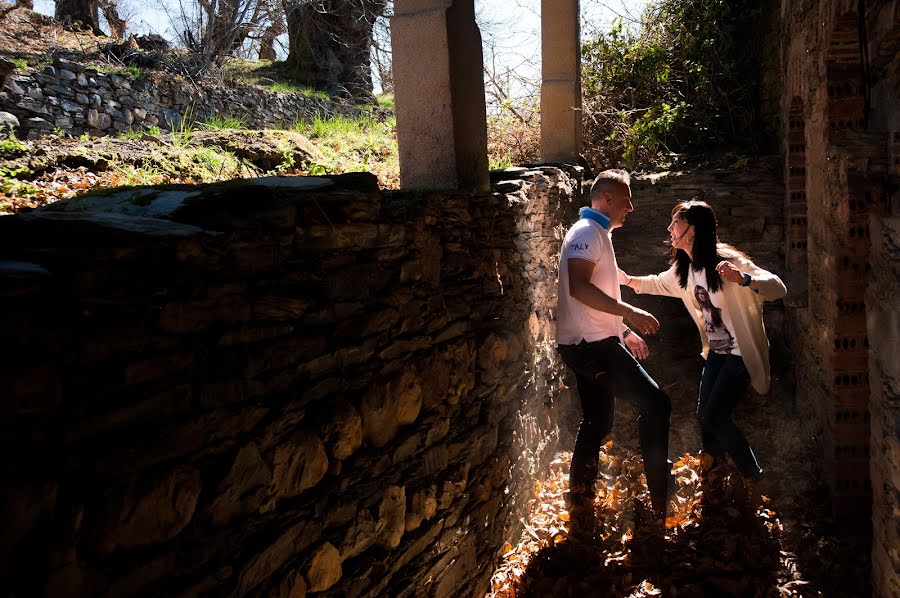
[579,207,611,229]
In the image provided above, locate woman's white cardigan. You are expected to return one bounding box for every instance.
[630,256,787,394]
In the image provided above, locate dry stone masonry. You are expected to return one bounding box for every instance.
[0,167,583,597]
[0,56,372,139]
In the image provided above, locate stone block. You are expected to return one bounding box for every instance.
[205,443,271,527]
[377,486,406,549]
[235,521,318,596]
[305,543,341,592]
[87,466,201,553]
[269,432,328,500]
[320,399,363,461]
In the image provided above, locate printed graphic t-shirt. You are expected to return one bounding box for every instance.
[556,218,624,345]
[688,267,742,356]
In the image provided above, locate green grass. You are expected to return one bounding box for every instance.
[289,114,398,182]
[221,57,331,99]
[376,93,395,109]
[200,115,247,130]
[295,114,380,140]
[168,105,196,149]
[0,138,25,158]
[117,126,163,140]
[9,57,28,69]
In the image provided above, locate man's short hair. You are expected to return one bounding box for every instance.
[590,169,631,198]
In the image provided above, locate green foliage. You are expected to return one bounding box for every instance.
[9,57,28,69]
[118,126,163,140]
[200,115,247,130]
[0,137,25,159]
[168,105,196,149]
[581,0,765,169]
[376,93,395,109]
[270,82,328,98]
[290,114,397,181]
[489,153,513,171]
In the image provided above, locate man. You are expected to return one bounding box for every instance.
[556,169,673,517]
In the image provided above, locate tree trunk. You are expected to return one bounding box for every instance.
[98,0,127,38]
[55,0,100,32]
[282,0,387,101]
[258,23,279,60]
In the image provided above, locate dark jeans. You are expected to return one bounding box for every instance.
[557,337,672,501]
[697,352,762,478]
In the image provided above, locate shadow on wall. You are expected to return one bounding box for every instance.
[0,168,583,596]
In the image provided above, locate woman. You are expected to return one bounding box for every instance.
[619,200,786,489]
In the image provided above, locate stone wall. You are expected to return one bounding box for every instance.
[782,0,899,594]
[0,56,372,140]
[0,166,581,597]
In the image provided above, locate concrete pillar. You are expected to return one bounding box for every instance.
[392,0,489,191]
[541,0,582,164]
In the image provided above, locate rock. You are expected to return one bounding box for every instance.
[86,108,100,128]
[305,543,341,592]
[392,367,422,426]
[360,386,398,448]
[405,490,427,532]
[53,58,85,73]
[269,433,328,500]
[75,93,88,105]
[269,570,307,598]
[6,79,24,95]
[236,521,318,596]
[54,116,73,128]
[57,69,77,81]
[205,443,271,526]
[0,111,19,130]
[16,97,50,115]
[88,466,201,553]
[26,87,43,101]
[377,486,406,549]
[0,57,14,90]
[0,482,58,557]
[320,399,362,460]
[25,117,52,130]
[76,73,88,86]
[340,508,377,560]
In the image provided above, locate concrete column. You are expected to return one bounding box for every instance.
[392,0,489,191]
[541,0,582,163]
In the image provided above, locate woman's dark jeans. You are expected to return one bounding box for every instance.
[697,352,762,478]
[557,337,672,501]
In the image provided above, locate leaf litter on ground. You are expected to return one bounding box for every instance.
[486,443,838,598]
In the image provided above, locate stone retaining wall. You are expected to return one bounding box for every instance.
[0,56,372,140]
[0,167,581,597]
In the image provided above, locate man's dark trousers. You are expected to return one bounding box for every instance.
[557,337,672,501]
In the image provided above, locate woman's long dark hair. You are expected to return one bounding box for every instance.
[669,200,749,292]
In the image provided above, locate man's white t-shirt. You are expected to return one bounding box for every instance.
[687,267,742,356]
[556,217,625,345]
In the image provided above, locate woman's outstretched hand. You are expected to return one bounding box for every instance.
[716,260,745,284]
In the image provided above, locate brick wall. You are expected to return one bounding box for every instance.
[781,0,899,594]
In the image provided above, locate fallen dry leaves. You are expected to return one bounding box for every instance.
[487,443,827,598]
